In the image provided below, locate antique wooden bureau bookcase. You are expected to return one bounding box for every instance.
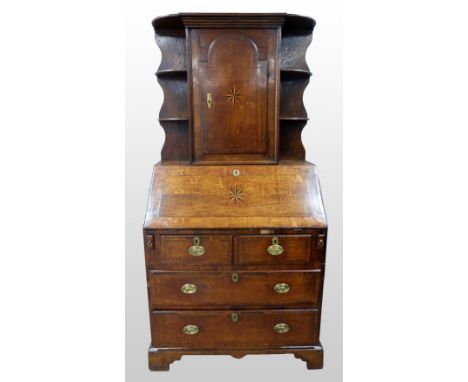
[143,13,327,370]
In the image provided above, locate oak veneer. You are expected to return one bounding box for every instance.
[144,13,327,371]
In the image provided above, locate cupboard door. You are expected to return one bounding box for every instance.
[191,28,279,163]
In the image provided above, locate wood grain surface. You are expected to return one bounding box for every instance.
[144,163,327,229]
[148,270,322,309]
[146,13,323,371]
[151,309,319,348]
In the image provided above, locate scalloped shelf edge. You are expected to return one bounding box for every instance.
[280,69,312,78]
[155,69,188,78]
[280,117,309,121]
[158,117,188,122]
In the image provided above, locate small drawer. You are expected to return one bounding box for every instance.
[151,309,319,348]
[160,235,232,265]
[148,270,321,309]
[238,235,316,265]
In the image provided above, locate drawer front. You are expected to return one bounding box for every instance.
[148,270,321,309]
[152,309,319,348]
[160,235,232,265]
[238,235,317,265]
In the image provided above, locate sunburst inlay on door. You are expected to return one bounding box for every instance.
[224,84,241,106]
[229,185,245,203]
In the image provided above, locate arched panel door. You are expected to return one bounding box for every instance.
[191,29,279,163]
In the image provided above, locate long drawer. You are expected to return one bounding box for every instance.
[151,309,319,348]
[148,270,322,309]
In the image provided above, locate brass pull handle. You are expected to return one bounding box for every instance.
[274,283,290,294]
[207,92,212,108]
[183,325,199,335]
[274,323,290,333]
[180,283,197,294]
[188,236,205,257]
[267,237,284,256]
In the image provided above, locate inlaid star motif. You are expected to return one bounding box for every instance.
[229,185,245,203]
[224,84,241,106]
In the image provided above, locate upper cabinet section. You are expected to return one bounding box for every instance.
[152,14,316,164]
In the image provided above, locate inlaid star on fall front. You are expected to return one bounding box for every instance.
[224,84,241,106]
[229,185,245,203]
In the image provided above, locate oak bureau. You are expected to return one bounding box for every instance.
[143,13,328,370]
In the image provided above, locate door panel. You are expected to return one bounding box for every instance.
[191,29,279,163]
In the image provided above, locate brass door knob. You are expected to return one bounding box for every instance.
[274,283,290,294]
[180,283,197,294]
[274,323,290,333]
[188,236,205,256]
[183,325,199,335]
[267,237,284,256]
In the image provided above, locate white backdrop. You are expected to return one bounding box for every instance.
[2,1,468,382]
[126,1,342,381]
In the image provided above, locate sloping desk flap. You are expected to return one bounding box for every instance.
[144,163,327,229]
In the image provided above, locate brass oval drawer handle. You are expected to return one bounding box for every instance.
[274,323,290,334]
[274,283,290,294]
[267,237,284,256]
[188,236,205,257]
[180,283,197,294]
[182,325,199,335]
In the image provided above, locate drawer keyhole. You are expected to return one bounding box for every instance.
[232,273,239,283]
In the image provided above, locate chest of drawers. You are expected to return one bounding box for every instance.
[144,164,327,370]
[143,13,327,370]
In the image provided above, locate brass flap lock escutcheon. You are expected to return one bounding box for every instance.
[188,236,205,256]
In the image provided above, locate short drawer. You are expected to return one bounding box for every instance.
[160,235,232,265]
[238,235,318,265]
[151,309,319,348]
[148,270,321,309]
